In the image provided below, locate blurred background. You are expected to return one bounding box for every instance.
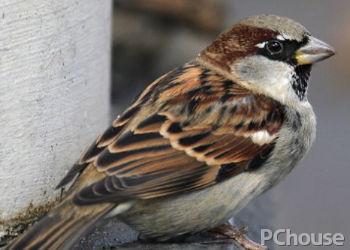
[96,0,350,249]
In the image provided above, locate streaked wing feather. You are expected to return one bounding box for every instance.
[58,62,285,205]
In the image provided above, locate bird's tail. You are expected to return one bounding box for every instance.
[6,198,113,250]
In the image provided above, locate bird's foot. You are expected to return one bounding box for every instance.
[208,223,267,250]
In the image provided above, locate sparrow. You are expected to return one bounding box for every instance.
[8,14,335,250]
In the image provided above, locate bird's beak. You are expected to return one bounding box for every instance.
[295,36,335,65]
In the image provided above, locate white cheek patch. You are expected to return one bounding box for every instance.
[266,74,291,104]
[232,56,297,105]
[250,130,276,145]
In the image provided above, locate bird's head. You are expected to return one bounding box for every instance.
[199,15,335,106]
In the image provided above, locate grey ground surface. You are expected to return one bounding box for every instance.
[75,219,244,249]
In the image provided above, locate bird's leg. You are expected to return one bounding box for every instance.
[208,223,267,250]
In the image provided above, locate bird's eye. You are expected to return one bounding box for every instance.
[266,40,283,55]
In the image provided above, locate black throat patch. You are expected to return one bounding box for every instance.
[292,65,312,100]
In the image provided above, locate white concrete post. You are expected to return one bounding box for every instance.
[0,0,111,241]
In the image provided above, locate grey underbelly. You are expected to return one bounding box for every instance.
[119,166,288,239]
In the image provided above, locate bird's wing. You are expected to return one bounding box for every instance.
[57,62,285,205]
